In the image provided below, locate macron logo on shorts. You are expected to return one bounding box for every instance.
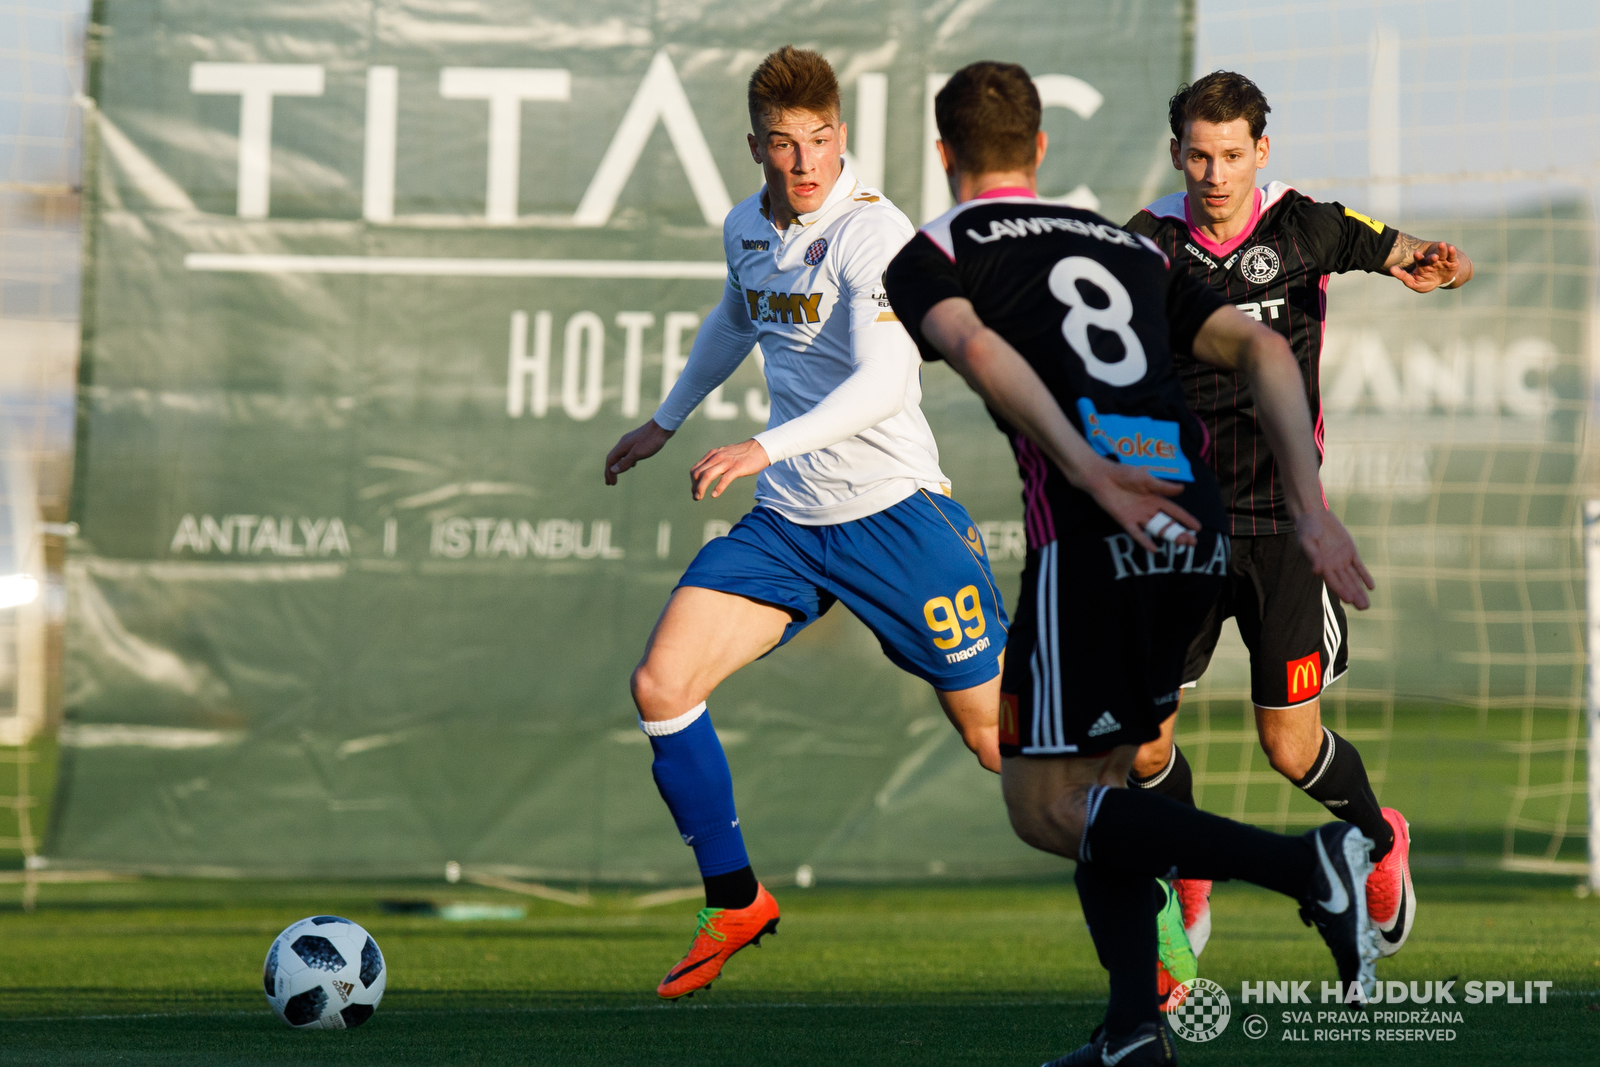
[1087,711,1120,737]
[1287,653,1322,703]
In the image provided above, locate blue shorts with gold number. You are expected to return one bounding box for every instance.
[678,490,1008,690]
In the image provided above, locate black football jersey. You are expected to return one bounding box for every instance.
[885,192,1229,546]
[1124,182,1399,535]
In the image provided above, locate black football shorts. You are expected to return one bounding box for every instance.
[1181,531,1350,709]
[999,527,1229,758]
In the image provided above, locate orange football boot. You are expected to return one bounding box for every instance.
[656,884,780,999]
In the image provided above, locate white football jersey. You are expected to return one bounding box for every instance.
[727,161,950,525]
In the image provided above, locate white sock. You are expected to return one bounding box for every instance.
[639,701,707,737]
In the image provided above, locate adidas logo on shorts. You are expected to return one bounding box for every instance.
[1087,711,1121,737]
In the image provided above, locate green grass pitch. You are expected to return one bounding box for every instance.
[2,874,1597,1065]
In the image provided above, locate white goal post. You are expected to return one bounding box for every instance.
[1585,500,1600,891]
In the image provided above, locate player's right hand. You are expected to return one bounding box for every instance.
[605,419,674,485]
[1294,508,1375,609]
[1080,455,1201,552]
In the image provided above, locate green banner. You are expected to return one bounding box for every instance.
[52,1,1191,877]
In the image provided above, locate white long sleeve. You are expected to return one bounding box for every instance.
[682,164,949,525]
[752,322,918,462]
[651,283,756,431]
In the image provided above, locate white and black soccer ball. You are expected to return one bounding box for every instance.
[263,916,386,1029]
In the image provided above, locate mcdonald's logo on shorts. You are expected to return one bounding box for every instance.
[999,692,1020,747]
[1287,652,1322,703]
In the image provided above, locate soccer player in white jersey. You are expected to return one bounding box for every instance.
[603,46,1008,1000]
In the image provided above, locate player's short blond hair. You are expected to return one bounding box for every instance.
[747,46,840,132]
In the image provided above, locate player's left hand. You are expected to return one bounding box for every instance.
[1390,242,1460,293]
[690,439,772,500]
[1295,508,1376,609]
[1079,455,1201,552]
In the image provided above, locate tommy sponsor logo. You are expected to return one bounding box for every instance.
[804,237,828,265]
[1287,652,1322,702]
[741,238,770,251]
[1184,242,1218,270]
[967,215,1140,247]
[745,288,823,324]
[999,692,1020,747]
[1087,711,1121,737]
[1104,533,1230,580]
[1239,244,1281,283]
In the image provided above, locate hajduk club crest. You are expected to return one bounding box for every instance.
[804,238,828,265]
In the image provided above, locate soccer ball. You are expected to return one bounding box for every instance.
[263,916,386,1029]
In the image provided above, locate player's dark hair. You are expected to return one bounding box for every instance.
[747,46,840,131]
[1169,70,1272,142]
[934,61,1041,174]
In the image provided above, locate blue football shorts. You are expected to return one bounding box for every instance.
[678,489,1008,691]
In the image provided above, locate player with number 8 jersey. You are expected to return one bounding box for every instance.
[889,160,1231,758]
[886,62,1383,1065]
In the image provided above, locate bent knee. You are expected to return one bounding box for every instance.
[1131,737,1172,779]
[1258,729,1319,780]
[630,660,695,720]
[1005,788,1088,859]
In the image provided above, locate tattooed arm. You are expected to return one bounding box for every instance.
[1385,231,1474,293]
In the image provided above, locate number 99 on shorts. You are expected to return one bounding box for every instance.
[924,585,987,656]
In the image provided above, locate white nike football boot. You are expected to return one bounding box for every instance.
[1298,822,1381,1003]
[1041,1021,1176,1067]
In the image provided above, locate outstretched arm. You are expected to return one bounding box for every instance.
[604,289,755,485]
[1191,305,1374,608]
[688,321,918,500]
[1385,232,1473,293]
[919,296,1199,554]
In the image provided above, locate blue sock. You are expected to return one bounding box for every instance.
[643,703,751,877]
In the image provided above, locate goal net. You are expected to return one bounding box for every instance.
[1182,1,1598,878]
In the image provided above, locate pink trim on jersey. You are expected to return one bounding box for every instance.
[1015,435,1058,549]
[1316,274,1330,460]
[1185,188,1263,258]
[1316,273,1330,508]
[974,186,1037,200]
[1194,413,1213,463]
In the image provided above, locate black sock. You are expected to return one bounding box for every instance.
[1074,863,1161,1035]
[1294,728,1394,861]
[1082,786,1314,899]
[703,865,759,909]
[1128,744,1195,807]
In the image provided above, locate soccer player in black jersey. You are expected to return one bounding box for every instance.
[886,62,1381,1067]
[1122,71,1472,966]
